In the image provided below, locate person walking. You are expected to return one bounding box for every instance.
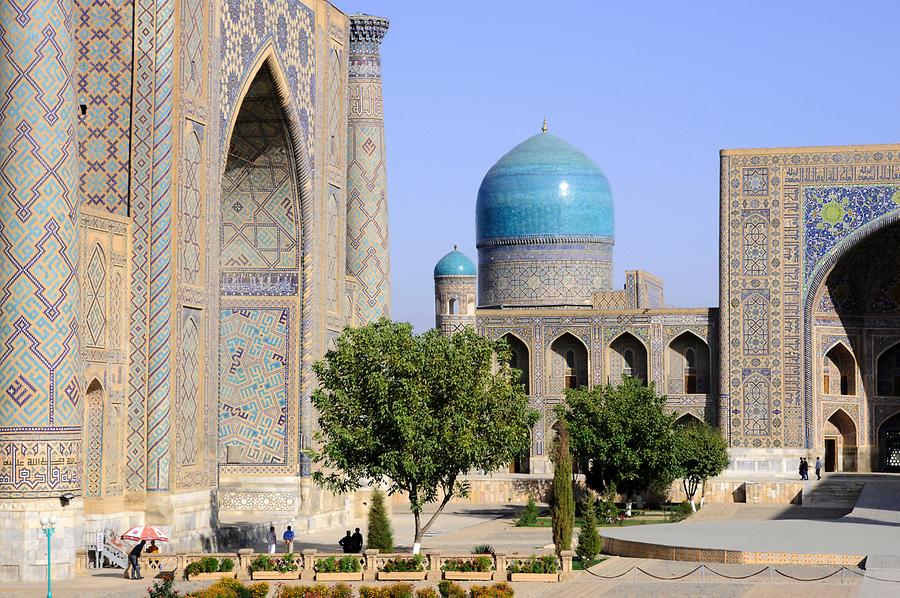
[338,530,353,553]
[815,456,822,480]
[351,527,363,553]
[283,525,295,553]
[128,540,146,580]
[267,526,277,554]
[800,458,809,480]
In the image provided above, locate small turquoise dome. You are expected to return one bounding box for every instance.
[434,247,476,277]
[476,130,614,245]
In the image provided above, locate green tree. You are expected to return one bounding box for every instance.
[550,420,574,557]
[575,495,601,565]
[310,320,538,549]
[367,487,394,551]
[674,421,729,511]
[557,377,679,497]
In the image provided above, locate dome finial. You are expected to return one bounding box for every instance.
[541,117,548,134]
[453,244,458,251]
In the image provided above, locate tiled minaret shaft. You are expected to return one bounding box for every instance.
[346,15,391,323]
[0,0,82,496]
[0,0,84,581]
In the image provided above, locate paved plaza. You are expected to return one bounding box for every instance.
[4,503,900,597]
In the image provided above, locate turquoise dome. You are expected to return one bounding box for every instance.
[476,131,614,245]
[434,247,476,277]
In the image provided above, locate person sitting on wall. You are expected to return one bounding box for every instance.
[145,540,159,554]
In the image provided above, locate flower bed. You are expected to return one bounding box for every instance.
[314,555,364,581]
[184,556,236,580]
[507,555,558,582]
[248,553,299,580]
[442,556,493,580]
[376,554,426,581]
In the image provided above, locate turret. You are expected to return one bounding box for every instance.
[434,246,477,334]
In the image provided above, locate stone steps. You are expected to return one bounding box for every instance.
[802,477,865,508]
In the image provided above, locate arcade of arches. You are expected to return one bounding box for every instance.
[813,221,900,472]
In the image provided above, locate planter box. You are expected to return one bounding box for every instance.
[315,572,364,581]
[509,573,559,582]
[188,571,236,581]
[377,571,427,581]
[250,571,300,580]
[443,571,493,581]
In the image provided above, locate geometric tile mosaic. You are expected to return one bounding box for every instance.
[219,307,289,465]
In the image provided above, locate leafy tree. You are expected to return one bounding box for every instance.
[550,421,574,556]
[575,495,601,565]
[674,421,729,511]
[310,320,538,549]
[557,377,679,497]
[367,487,394,551]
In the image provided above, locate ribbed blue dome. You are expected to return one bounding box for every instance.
[476,132,614,245]
[434,248,476,277]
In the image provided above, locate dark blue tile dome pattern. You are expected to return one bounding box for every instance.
[434,247,476,277]
[476,132,614,246]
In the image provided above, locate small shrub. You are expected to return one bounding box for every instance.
[380,554,424,573]
[276,586,328,598]
[469,583,514,598]
[219,558,235,573]
[471,545,495,556]
[332,584,353,598]
[416,589,440,598]
[249,554,273,572]
[276,553,299,573]
[314,555,361,573]
[515,495,539,526]
[384,584,415,598]
[438,580,466,598]
[595,494,618,524]
[199,556,219,573]
[442,556,492,572]
[148,574,179,598]
[184,560,203,578]
[368,487,394,552]
[188,578,269,598]
[506,555,558,574]
[359,587,383,598]
[576,495,601,564]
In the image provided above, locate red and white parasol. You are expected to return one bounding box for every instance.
[121,525,169,542]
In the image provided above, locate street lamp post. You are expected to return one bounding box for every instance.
[39,516,56,598]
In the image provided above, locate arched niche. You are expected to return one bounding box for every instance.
[548,333,588,395]
[84,379,105,497]
[823,343,856,396]
[667,331,710,395]
[822,408,857,472]
[876,343,900,397]
[675,413,704,427]
[503,333,530,395]
[609,332,648,385]
[878,411,900,472]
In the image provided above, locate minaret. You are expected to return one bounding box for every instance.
[433,246,477,335]
[346,14,391,323]
[0,0,82,580]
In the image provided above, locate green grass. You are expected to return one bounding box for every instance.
[572,557,606,571]
[518,509,672,528]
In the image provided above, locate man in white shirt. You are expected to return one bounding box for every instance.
[266,526,277,554]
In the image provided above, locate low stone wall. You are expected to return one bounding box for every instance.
[77,548,574,582]
[603,536,865,566]
[667,480,804,505]
[388,476,553,507]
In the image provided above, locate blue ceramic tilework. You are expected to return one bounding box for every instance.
[804,185,900,286]
[434,248,476,277]
[476,133,614,244]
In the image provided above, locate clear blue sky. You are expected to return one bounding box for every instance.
[339,0,900,332]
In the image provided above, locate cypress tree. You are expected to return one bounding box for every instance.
[550,420,574,557]
[576,495,601,565]
[367,487,394,552]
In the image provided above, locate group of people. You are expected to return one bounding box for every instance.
[799,456,822,480]
[265,525,365,554]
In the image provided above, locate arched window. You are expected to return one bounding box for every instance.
[565,349,577,389]
[824,344,855,396]
[448,297,458,315]
[684,348,697,394]
[504,334,530,394]
[623,349,634,378]
[877,343,900,397]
